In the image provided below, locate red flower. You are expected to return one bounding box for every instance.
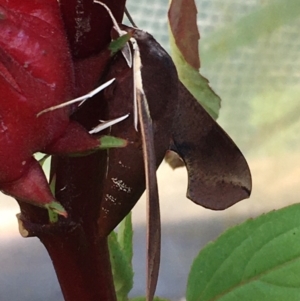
[0,0,106,214]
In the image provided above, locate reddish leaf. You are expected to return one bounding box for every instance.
[168,0,200,70]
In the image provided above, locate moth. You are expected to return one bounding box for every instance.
[85,5,252,300]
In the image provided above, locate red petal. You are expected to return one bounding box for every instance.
[45,121,99,155]
[59,0,126,58]
[168,0,200,69]
[0,159,56,206]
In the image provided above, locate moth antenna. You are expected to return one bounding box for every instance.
[94,0,133,68]
[89,113,130,134]
[37,78,115,117]
[125,7,138,28]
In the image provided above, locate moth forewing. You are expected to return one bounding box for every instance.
[133,38,161,301]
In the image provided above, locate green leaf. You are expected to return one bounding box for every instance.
[47,175,58,223]
[117,212,133,267]
[99,135,128,149]
[129,297,171,301]
[186,203,300,301]
[109,230,134,301]
[168,1,221,119]
[47,208,58,223]
[201,0,300,64]
[109,33,131,54]
[45,201,67,220]
[62,136,127,158]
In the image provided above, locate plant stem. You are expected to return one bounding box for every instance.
[40,232,115,301]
